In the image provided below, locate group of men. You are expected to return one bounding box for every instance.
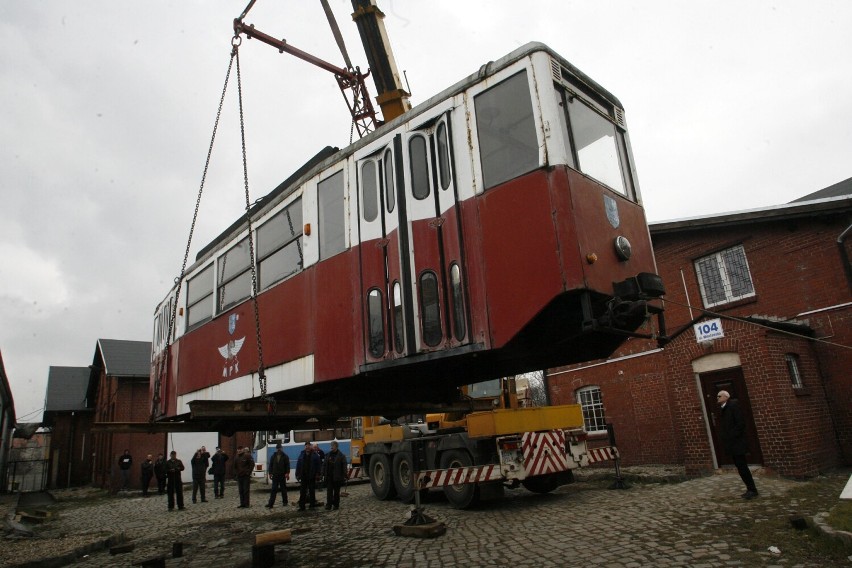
[266,440,348,511]
[121,439,348,512]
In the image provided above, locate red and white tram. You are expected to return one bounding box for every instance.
[150,42,664,423]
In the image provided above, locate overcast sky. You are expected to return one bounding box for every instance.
[2,1,851,422]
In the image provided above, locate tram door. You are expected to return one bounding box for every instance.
[399,112,470,354]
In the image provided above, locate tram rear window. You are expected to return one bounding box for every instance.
[566,96,627,195]
[474,70,539,190]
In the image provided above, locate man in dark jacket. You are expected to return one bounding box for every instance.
[154,453,167,495]
[210,447,229,498]
[118,449,133,491]
[323,440,347,511]
[140,454,154,497]
[717,390,758,499]
[190,449,208,503]
[234,447,255,508]
[165,450,186,511]
[265,443,290,509]
[296,442,321,511]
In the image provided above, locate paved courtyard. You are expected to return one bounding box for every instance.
[3,468,851,567]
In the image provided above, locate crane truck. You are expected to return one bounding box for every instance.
[349,378,619,508]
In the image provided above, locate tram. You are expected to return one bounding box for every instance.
[150,42,665,424]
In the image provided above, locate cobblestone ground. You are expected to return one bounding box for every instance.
[3,469,852,567]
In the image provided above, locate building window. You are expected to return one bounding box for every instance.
[694,244,755,308]
[785,353,804,389]
[576,386,607,433]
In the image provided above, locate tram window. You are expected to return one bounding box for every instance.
[187,264,213,328]
[217,237,252,312]
[393,281,404,353]
[474,70,538,190]
[450,263,466,340]
[383,148,395,213]
[409,135,430,200]
[258,199,303,289]
[367,288,385,358]
[318,170,346,260]
[361,161,379,222]
[566,97,626,195]
[419,271,442,347]
[437,122,452,190]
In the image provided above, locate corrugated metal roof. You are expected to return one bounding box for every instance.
[44,366,90,411]
[96,339,151,377]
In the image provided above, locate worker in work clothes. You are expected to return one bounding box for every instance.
[190,449,209,503]
[265,443,290,509]
[324,440,348,511]
[296,442,321,510]
[140,454,154,497]
[165,451,186,511]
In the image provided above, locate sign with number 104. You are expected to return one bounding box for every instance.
[694,318,724,342]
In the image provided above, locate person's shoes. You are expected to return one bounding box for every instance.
[237,505,245,508]
[265,504,273,509]
[168,507,174,511]
[201,499,208,502]
[298,507,306,512]
[742,491,758,500]
[192,499,197,504]
[178,507,185,510]
[325,505,332,510]
[332,505,338,510]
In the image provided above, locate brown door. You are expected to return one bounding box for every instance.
[699,367,763,466]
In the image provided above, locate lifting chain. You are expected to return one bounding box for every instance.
[233,39,272,407]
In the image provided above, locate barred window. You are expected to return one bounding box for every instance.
[577,386,606,433]
[785,353,804,389]
[694,245,755,308]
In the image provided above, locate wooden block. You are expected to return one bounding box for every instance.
[254,528,292,546]
[110,543,136,555]
[133,556,166,567]
[392,521,447,539]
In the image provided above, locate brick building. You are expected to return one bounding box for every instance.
[89,339,167,491]
[42,366,94,488]
[548,178,852,477]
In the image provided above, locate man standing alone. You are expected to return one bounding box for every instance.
[717,390,758,499]
[165,450,186,511]
[234,447,255,508]
[324,440,347,511]
[118,450,133,491]
[265,443,290,509]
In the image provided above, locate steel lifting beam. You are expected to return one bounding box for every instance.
[232,19,379,136]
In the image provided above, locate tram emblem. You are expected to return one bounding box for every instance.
[604,195,620,228]
[219,314,245,377]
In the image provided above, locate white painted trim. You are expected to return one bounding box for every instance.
[176,355,315,415]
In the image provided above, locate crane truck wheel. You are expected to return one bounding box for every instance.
[439,449,479,509]
[392,451,427,504]
[368,454,397,500]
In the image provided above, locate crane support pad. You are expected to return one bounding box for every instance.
[416,464,504,488]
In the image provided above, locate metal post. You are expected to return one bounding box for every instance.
[607,423,628,490]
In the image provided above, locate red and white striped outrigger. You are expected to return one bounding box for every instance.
[408,431,621,489]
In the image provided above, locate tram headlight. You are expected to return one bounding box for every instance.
[613,236,632,260]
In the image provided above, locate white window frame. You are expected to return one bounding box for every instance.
[576,385,607,433]
[694,244,756,308]
[785,353,804,389]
